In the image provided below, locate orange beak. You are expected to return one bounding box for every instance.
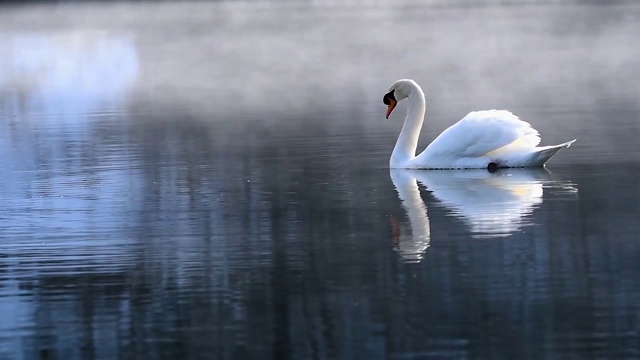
[385,99,397,119]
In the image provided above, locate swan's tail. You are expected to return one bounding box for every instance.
[529,139,576,167]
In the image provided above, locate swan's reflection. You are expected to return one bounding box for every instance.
[390,168,577,261]
[390,169,431,263]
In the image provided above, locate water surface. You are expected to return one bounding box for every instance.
[1,1,640,359]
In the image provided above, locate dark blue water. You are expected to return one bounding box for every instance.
[1,1,640,359]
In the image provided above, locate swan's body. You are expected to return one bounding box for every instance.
[383,79,576,169]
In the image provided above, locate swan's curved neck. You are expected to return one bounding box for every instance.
[390,84,426,168]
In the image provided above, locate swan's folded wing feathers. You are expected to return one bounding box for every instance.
[422,110,540,158]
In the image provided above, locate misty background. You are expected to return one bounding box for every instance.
[1,0,639,163]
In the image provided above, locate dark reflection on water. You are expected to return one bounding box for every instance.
[1,1,640,359]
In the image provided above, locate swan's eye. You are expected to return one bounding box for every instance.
[383,90,396,105]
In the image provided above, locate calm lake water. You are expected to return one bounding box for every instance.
[1,1,640,359]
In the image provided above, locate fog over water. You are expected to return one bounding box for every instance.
[0,1,639,359]
[2,0,638,159]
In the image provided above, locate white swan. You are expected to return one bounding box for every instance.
[383,79,576,169]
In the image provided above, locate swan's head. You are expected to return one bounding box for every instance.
[383,79,419,119]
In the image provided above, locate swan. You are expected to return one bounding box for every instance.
[383,79,576,169]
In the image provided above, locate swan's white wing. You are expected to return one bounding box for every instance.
[421,110,541,158]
